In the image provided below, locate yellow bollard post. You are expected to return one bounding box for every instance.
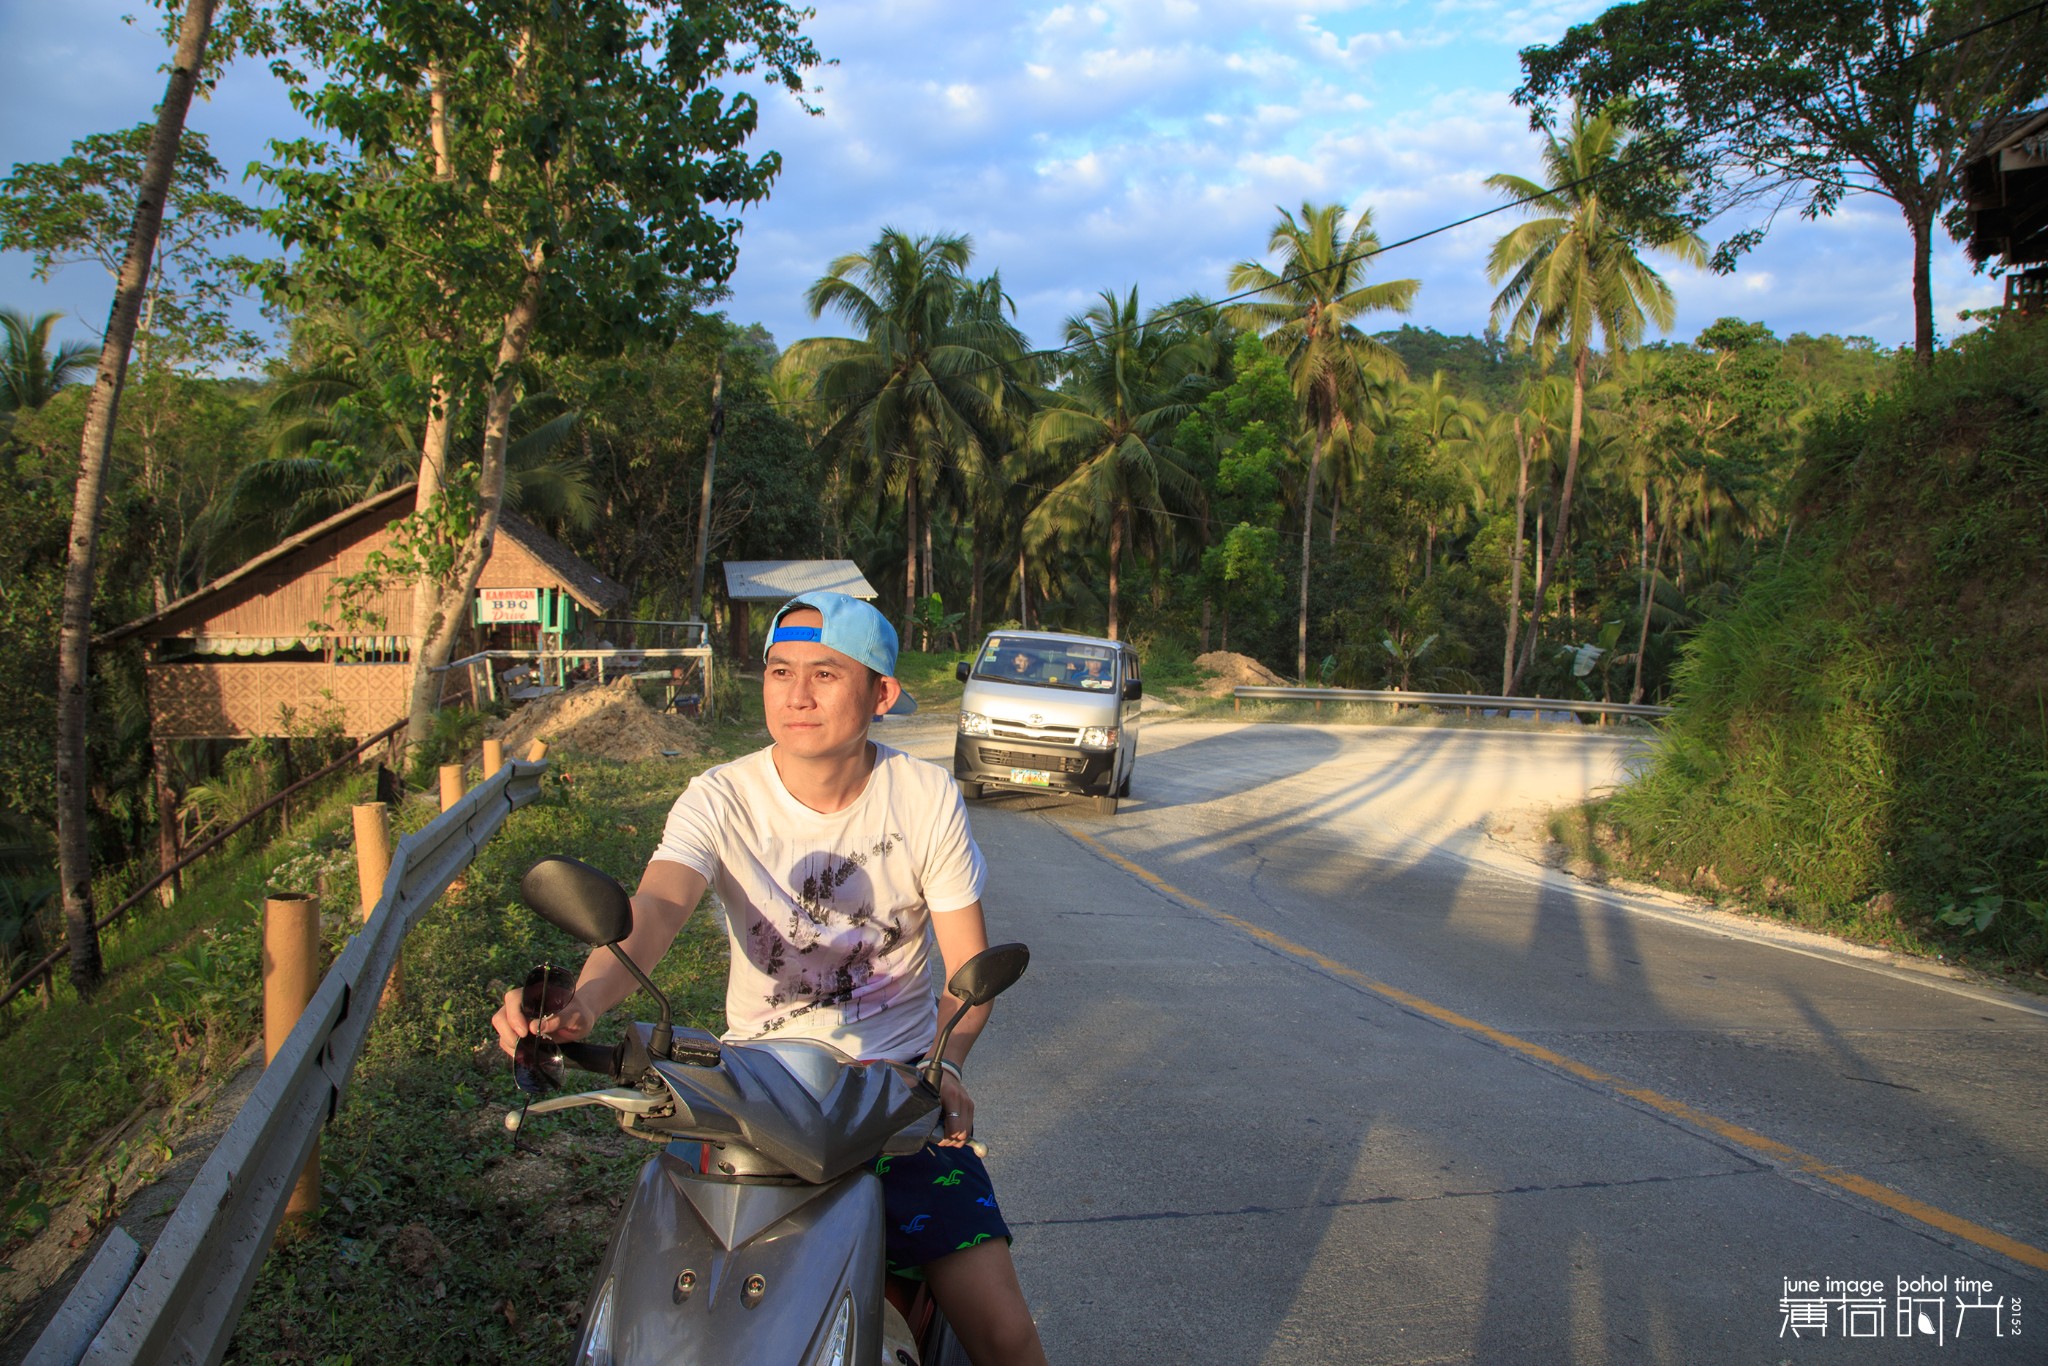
[440,763,468,894]
[264,893,323,1224]
[439,763,466,811]
[352,802,400,1007]
[525,739,549,763]
[482,738,505,780]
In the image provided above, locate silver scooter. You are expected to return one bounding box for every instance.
[505,857,1030,1366]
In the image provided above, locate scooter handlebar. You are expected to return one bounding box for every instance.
[557,1040,621,1077]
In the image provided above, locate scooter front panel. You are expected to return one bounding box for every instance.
[588,1151,886,1366]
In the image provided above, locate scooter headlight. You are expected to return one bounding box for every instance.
[1080,726,1118,749]
[575,1276,616,1366]
[816,1292,854,1366]
[959,711,992,736]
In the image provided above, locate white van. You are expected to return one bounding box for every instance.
[952,631,1142,815]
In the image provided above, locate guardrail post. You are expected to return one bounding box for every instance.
[353,802,399,1007]
[441,764,468,894]
[525,739,549,763]
[439,763,465,810]
[482,738,504,780]
[263,893,322,1225]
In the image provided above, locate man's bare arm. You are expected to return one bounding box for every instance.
[928,901,993,1146]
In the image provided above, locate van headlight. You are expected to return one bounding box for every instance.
[815,1293,854,1366]
[575,1277,615,1366]
[959,711,992,736]
[1080,727,1118,749]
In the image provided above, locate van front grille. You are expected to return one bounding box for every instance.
[990,722,1079,744]
[979,748,1088,775]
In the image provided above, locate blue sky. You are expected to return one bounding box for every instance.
[0,0,2000,364]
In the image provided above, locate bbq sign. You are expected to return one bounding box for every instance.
[476,588,542,623]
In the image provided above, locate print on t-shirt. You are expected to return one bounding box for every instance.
[752,837,912,1034]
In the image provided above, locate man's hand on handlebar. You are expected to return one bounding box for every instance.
[937,1072,976,1147]
[492,984,599,1057]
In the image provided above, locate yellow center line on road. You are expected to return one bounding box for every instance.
[1058,823,2048,1274]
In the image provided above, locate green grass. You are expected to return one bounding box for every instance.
[226,751,740,1364]
[0,712,764,1358]
[892,648,969,713]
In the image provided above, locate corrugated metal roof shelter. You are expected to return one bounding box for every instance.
[719,560,880,660]
[721,560,879,601]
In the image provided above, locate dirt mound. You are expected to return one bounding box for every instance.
[489,677,701,763]
[1193,650,1288,696]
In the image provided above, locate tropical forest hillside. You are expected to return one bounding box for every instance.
[1592,317,2048,972]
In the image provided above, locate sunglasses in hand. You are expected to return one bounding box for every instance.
[513,963,576,1096]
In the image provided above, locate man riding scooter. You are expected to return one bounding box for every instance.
[493,591,1049,1366]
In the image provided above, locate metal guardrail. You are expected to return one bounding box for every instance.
[1231,685,1673,720]
[29,758,548,1366]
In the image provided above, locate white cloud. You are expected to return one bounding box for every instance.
[1,0,1985,361]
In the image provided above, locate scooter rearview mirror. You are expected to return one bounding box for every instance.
[945,943,1030,1007]
[521,857,634,946]
[926,943,1030,1093]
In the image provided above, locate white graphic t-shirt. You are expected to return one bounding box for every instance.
[648,742,986,1063]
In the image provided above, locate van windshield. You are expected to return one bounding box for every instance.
[973,638,1120,692]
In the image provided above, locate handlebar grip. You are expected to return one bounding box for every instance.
[557,1040,620,1078]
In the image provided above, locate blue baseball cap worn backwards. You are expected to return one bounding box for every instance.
[764,591,918,716]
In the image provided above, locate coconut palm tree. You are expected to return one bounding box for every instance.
[1486,100,1706,692]
[781,230,1027,635]
[0,309,94,418]
[1025,287,1207,641]
[1226,202,1420,681]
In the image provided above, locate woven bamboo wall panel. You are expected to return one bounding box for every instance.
[148,662,413,738]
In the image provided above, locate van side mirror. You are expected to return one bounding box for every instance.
[955,661,971,683]
[1122,679,1142,700]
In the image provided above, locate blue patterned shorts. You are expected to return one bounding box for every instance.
[871,1142,1012,1277]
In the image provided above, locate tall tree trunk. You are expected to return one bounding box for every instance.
[55,0,217,995]
[1502,416,1531,695]
[901,472,919,640]
[1297,425,1323,682]
[967,524,984,640]
[1106,504,1124,641]
[1907,202,1935,369]
[1513,504,1545,691]
[688,359,722,622]
[1631,488,1657,706]
[1201,596,1211,653]
[921,513,935,645]
[152,741,181,908]
[405,259,547,742]
[407,65,464,744]
[1016,546,1029,629]
[1542,345,1588,600]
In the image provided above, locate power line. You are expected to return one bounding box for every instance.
[729,0,2043,426]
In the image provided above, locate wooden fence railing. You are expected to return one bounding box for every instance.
[0,720,407,1013]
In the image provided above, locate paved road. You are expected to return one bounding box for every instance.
[882,718,2048,1364]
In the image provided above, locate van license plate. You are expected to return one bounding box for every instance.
[1009,768,1052,787]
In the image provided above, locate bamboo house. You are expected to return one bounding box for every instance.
[104,485,627,741]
